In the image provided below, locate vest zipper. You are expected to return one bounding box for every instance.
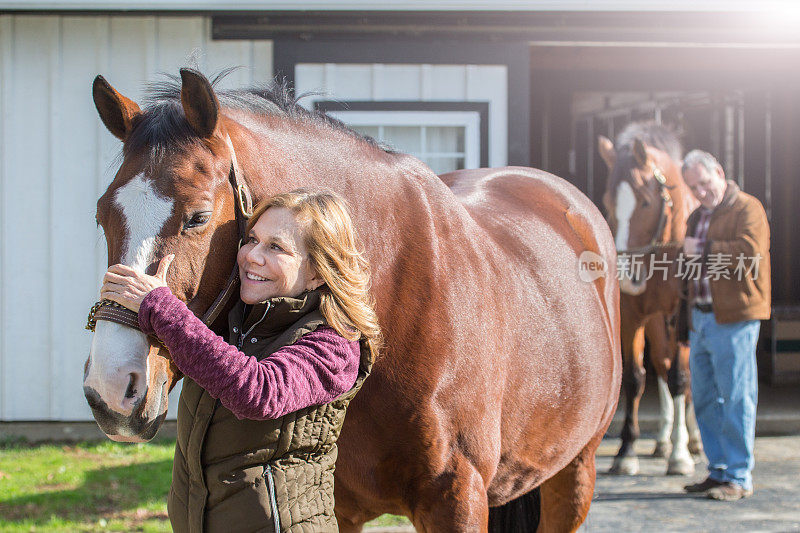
[238,301,272,349]
[263,464,281,532]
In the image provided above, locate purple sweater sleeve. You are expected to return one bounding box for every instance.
[138,287,360,420]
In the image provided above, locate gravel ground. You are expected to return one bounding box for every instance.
[367,435,800,532]
[583,435,800,532]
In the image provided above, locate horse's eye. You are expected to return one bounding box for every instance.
[184,211,212,230]
[641,200,651,208]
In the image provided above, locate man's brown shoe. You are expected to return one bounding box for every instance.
[706,482,753,501]
[684,476,725,493]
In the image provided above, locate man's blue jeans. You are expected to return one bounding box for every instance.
[689,309,760,491]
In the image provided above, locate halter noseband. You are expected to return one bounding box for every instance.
[86,136,252,338]
[616,166,681,256]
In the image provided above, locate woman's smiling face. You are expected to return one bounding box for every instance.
[237,207,323,304]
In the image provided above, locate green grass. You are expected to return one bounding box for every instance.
[0,439,410,532]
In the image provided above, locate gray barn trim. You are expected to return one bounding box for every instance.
[210,11,790,45]
[271,39,529,166]
[315,100,490,168]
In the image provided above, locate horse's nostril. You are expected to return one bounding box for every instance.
[124,373,139,399]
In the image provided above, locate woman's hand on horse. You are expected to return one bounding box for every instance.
[100,255,175,313]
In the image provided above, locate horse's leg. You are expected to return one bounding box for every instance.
[537,434,601,533]
[610,322,645,475]
[658,327,695,476]
[654,375,674,458]
[648,317,673,458]
[334,484,379,533]
[336,515,366,533]
[410,453,489,533]
[686,395,704,456]
[683,350,704,456]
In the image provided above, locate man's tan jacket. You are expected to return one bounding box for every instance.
[685,180,771,324]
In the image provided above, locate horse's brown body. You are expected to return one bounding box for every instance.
[599,126,701,475]
[84,70,620,532]
[328,167,621,531]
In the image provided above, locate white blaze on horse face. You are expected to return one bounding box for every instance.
[615,181,647,295]
[84,173,174,421]
[114,173,175,272]
[614,181,636,252]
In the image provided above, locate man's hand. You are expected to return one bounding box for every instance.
[100,255,175,313]
[683,237,701,256]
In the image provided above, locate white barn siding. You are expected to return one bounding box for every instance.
[0,14,273,421]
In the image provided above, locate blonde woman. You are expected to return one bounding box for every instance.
[100,188,380,532]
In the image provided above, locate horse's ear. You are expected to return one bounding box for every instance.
[179,68,219,139]
[92,75,141,141]
[597,136,616,170]
[633,138,649,168]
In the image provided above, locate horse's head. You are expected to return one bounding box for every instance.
[599,135,677,295]
[84,69,241,441]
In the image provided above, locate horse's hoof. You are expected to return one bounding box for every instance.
[688,439,704,456]
[609,456,640,475]
[652,441,670,458]
[666,457,695,476]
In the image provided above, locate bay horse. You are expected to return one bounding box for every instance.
[82,68,620,532]
[598,122,702,476]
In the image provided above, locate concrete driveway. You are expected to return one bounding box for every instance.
[583,435,800,532]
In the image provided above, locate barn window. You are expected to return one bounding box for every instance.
[325,110,481,174]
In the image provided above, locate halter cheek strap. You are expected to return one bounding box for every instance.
[86,135,253,336]
[616,165,680,256]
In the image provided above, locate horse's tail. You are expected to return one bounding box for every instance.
[488,487,541,533]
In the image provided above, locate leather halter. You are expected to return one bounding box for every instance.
[617,166,681,256]
[86,135,252,337]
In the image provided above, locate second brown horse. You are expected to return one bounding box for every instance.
[599,122,702,476]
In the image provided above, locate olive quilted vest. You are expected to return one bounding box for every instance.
[168,289,371,532]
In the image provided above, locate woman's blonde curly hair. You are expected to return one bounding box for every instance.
[246,188,382,362]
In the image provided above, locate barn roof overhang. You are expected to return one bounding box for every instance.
[3,1,799,45]
[209,10,800,45]
[2,1,798,13]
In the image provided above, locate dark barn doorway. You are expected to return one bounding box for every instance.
[530,44,800,382]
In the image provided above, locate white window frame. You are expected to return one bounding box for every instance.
[326,110,481,170]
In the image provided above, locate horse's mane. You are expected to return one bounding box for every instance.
[615,121,682,161]
[608,121,683,194]
[125,68,393,157]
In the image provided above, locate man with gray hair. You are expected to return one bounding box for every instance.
[681,150,771,501]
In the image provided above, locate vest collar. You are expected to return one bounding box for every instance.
[236,288,323,337]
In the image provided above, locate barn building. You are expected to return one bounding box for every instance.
[1,1,798,430]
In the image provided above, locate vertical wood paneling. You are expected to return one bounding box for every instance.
[0,15,12,420]
[47,16,63,420]
[52,17,114,420]
[251,41,273,84]
[204,19,251,90]
[2,16,57,419]
[370,63,383,100]
[323,63,337,98]
[333,65,372,100]
[295,63,325,110]
[428,65,467,100]
[95,16,113,299]
[467,65,508,166]
[156,17,205,73]
[1,14,274,421]
[109,17,156,102]
[380,65,422,100]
